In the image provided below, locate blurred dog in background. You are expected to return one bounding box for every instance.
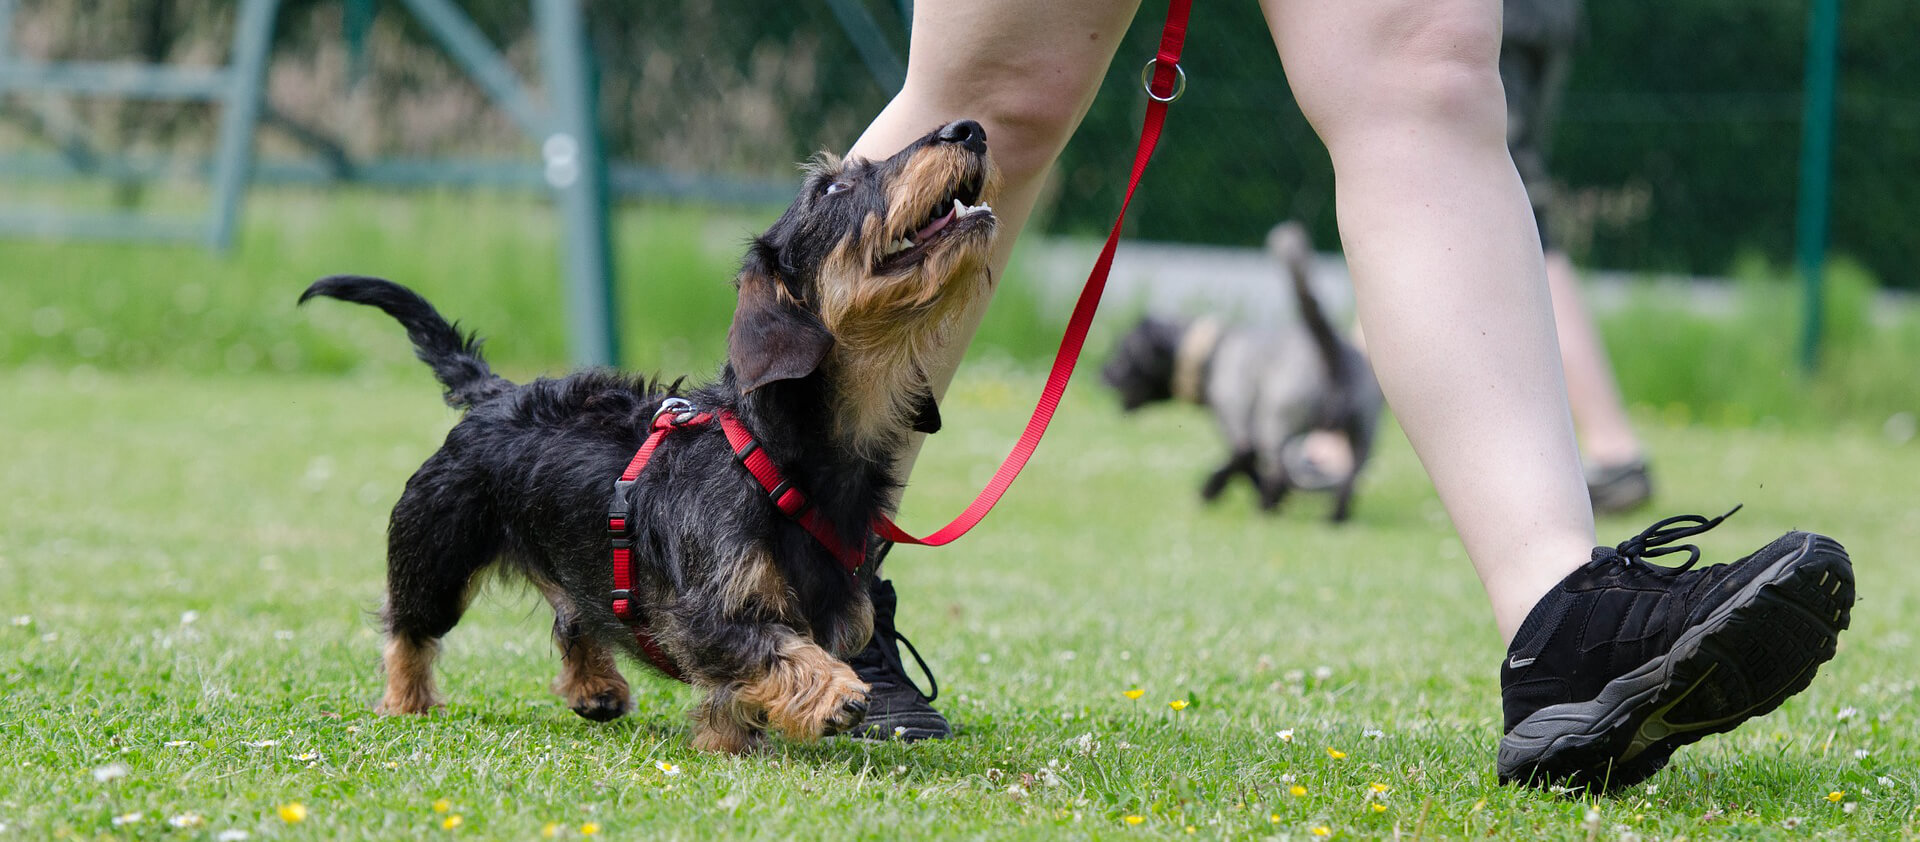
[1101,222,1381,522]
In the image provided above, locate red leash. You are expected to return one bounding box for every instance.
[606,4,1192,670]
[875,0,1190,548]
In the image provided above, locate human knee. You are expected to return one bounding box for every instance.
[1292,7,1506,148]
[897,56,1105,185]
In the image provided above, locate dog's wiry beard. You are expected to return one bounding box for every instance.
[811,146,998,461]
[816,225,990,459]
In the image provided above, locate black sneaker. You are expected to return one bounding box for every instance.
[847,566,950,741]
[1497,507,1854,792]
[1586,459,1654,516]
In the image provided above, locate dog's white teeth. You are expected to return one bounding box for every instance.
[886,237,913,257]
[953,200,992,218]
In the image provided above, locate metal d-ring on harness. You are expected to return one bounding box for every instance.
[605,397,870,680]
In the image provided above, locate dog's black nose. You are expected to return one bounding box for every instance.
[936,119,987,153]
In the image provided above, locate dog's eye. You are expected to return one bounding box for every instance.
[822,181,851,196]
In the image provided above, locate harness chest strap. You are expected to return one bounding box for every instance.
[606,402,867,680]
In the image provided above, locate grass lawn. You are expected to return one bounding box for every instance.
[2,360,1915,840]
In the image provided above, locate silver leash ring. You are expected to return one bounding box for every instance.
[1140,58,1187,103]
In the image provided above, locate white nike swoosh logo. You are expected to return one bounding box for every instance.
[1508,656,1536,669]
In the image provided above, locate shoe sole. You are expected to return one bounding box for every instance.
[1497,532,1854,793]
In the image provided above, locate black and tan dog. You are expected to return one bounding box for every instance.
[301,120,998,753]
[1102,222,1382,522]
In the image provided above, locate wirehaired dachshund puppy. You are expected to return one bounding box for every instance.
[1101,222,1382,522]
[300,120,999,753]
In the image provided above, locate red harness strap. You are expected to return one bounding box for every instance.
[716,412,867,575]
[607,400,713,681]
[606,401,864,680]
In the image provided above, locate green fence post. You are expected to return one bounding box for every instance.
[1795,0,1841,372]
[344,0,374,87]
[0,0,14,63]
[535,0,618,368]
[823,0,905,93]
[206,0,278,250]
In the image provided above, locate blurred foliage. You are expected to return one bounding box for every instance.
[6,1,1915,289]
[0,189,1914,433]
[1054,1,1919,290]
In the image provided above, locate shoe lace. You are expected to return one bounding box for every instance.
[851,566,941,703]
[1611,504,1743,572]
[851,624,940,703]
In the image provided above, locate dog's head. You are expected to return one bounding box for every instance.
[1102,316,1187,411]
[727,120,1000,451]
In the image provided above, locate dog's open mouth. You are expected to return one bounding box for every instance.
[879,176,993,267]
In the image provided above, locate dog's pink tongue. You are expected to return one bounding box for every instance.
[914,206,956,242]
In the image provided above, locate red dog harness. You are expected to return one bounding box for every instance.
[606,398,867,680]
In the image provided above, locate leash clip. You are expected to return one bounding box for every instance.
[652,397,698,427]
[1140,58,1186,103]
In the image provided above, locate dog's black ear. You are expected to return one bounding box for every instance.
[910,387,942,434]
[727,266,833,394]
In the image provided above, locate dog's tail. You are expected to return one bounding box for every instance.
[299,275,511,409]
[1267,221,1351,385]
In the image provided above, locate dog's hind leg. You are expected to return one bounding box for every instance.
[1253,449,1294,512]
[539,584,632,722]
[1329,419,1377,524]
[376,455,502,715]
[1200,449,1256,502]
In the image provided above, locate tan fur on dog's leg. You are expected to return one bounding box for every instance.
[550,635,632,722]
[376,635,443,714]
[736,637,871,741]
[690,687,765,754]
[540,585,632,722]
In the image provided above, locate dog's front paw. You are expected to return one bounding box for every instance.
[776,660,870,741]
[740,645,872,742]
[821,687,870,737]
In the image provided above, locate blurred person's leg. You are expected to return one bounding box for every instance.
[841,0,1142,741]
[1546,250,1644,469]
[1507,33,1651,513]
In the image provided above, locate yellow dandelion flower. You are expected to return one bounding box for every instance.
[1369,782,1389,793]
[1311,826,1331,837]
[580,822,601,835]
[1123,689,1145,700]
[1124,815,1145,826]
[541,821,562,838]
[1269,813,1281,823]
[1169,700,1189,711]
[441,815,463,830]
[1828,791,1846,802]
[1325,747,1347,759]
[277,803,308,824]
[433,798,451,813]
[1371,803,1388,814]
[1290,785,1308,797]
[1185,826,1197,834]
